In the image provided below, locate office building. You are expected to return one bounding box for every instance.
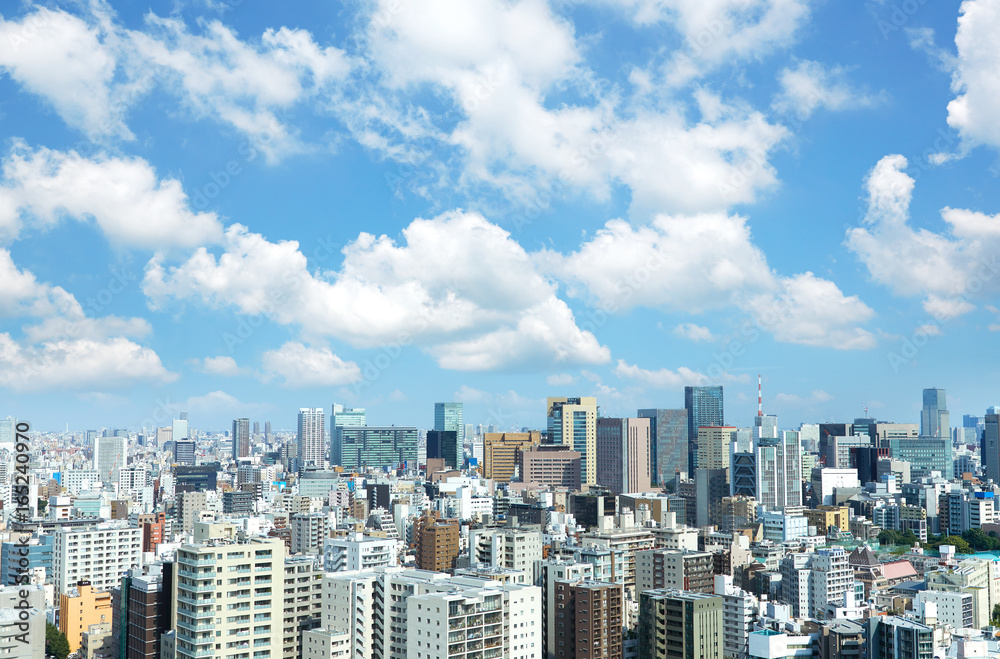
[547,397,598,485]
[59,583,113,653]
[93,435,126,484]
[173,440,196,466]
[113,563,172,659]
[684,386,724,475]
[554,580,623,659]
[427,430,461,469]
[484,432,542,483]
[755,430,802,510]
[695,468,730,527]
[298,408,326,466]
[434,402,465,450]
[174,464,219,492]
[921,388,949,439]
[0,535,53,586]
[335,426,418,470]
[519,444,581,487]
[232,417,250,460]
[595,417,651,494]
[982,414,1000,484]
[172,417,189,441]
[638,590,723,659]
[866,616,935,659]
[888,437,952,479]
[637,409,688,486]
[697,426,736,470]
[171,528,287,659]
[53,522,143,596]
[731,450,756,498]
[222,491,255,516]
[330,404,365,466]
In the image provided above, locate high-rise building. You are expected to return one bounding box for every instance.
[684,386,724,475]
[172,440,195,465]
[519,444,581,488]
[595,418,651,494]
[434,402,465,449]
[554,580,623,659]
[638,409,688,486]
[414,514,460,572]
[298,408,326,466]
[427,430,461,469]
[755,430,802,510]
[93,435,126,484]
[53,521,143,596]
[330,403,365,465]
[172,418,189,441]
[171,530,288,659]
[59,583,113,653]
[0,416,16,444]
[335,426,418,470]
[921,388,949,439]
[232,417,250,460]
[483,432,541,483]
[112,563,172,659]
[983,414,1000,484]
[638,590,723,659]
[696,426,736,470]
[290,512,330,556]
[548,397,598,485]
[636,549,714,594]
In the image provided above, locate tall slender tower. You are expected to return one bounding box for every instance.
[232,418,250,460]
[684,386,724,475]
[921,388,949,438]
[297,408,325,466]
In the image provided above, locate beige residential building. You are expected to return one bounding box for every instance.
[696,427,736,471]
[547,397,598,485]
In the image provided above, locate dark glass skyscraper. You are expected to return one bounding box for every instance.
[684,386,724,475]
[921,388,949,438]
[638,409,688,485]
[427,429,460,469]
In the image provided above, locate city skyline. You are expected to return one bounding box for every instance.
[0,2,999,433]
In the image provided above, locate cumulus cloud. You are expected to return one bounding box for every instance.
[0,142,224,248]
[846,154,1000,320]
[192,355,245,376]
[773,389,833,406]
[260,342,362,388]
[547,373,578,386]
[673,323,715,342]
[944,0,1000,155]
[772,60,884,119]
[613,359,748,388]
[144,211,610,371]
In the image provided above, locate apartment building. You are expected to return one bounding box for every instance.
[53,521,143,595]
[635,549,714,594]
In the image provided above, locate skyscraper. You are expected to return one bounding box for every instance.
[93,435,126,484]
[232,417,250,460]
[595,417,651,494]
[297,408,326,466]
[330,403,365,465]
[171,417,189,441]
[434,402,465,448]
[684,386,724,475]
[921,388,949,438]
[755,430,802,510]
[638,409,688,485]
[548,397,598,485]
[0,416,16,444]
[982,414,1000,484]
[427,430,460,469]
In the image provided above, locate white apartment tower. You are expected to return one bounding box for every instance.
[298,408,326,466]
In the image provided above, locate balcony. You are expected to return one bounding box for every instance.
[177,620,215,632]
[179,557,216,567]
[177,595,216,606]
[180,583,217,593]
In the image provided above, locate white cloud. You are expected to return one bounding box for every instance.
[130,16,351,162]
[0,7,127,139]
[773,389,833,406]
[547,373,578,386]
[594,0,810,84]
[846,154,1000,320]
[0,142,224,248]
[192,355,244,376]
[917,324,943,337]
[0,334,177,392]
[543,212,876,349]
[179,390,274,417]
[673,323,715,342]
[452,385,542,429]
[0,248,79,318]
[144,211,610,371]
[260,342,362,388]
[613,359,747,389]
[944,0,1000,154]
[772,60,883,119]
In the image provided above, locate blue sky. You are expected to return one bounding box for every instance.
[1,0,999,433]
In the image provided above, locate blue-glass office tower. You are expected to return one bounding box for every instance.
[435,403,465,451]
[1,534,53,585]
[921,388,949,439]
[637,409,688,485]
[684,386,724,475]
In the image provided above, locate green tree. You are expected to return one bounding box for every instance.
[994,603,1000,626]
[45,623,69,659]
[941,535,973,554]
